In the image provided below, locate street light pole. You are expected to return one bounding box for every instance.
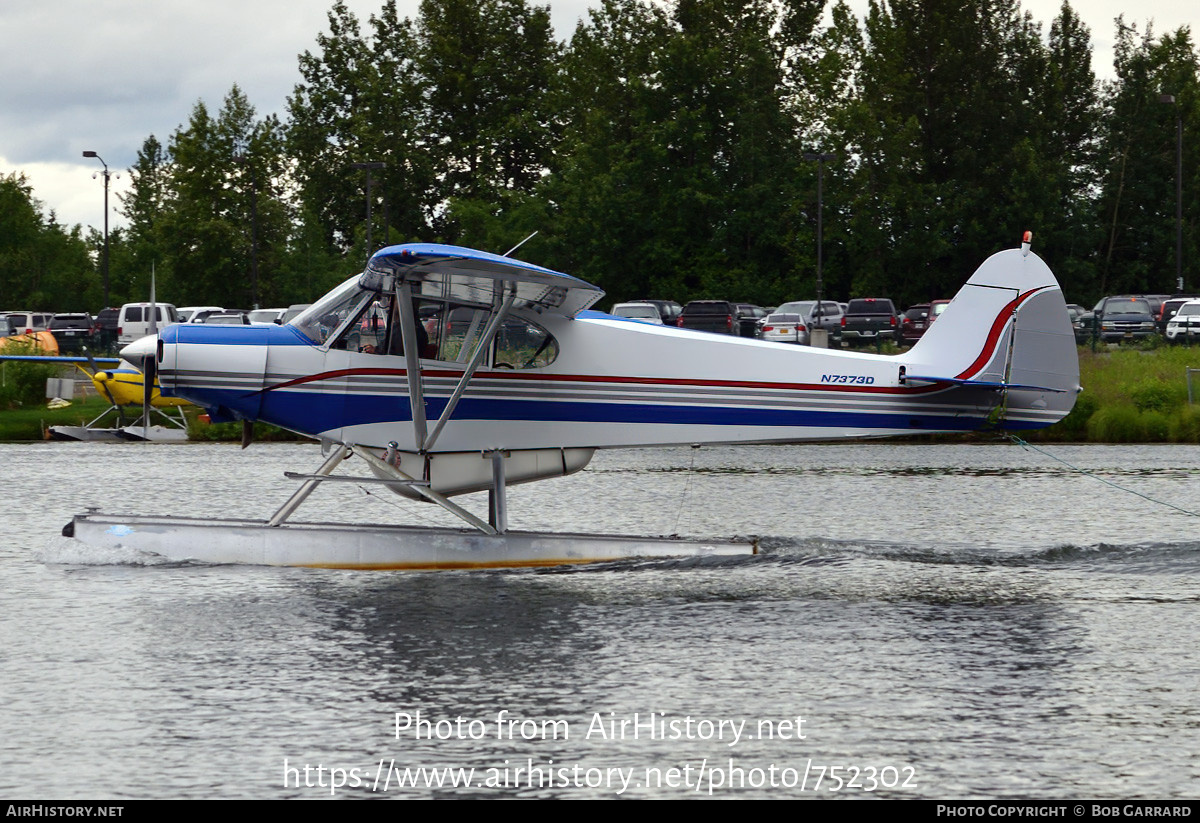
[82,151,111,308]
[1160,94,1184,292]
[350,161,386,260]
[803,152,837,339]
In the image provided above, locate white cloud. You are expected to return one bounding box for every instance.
[1,0,1190,232]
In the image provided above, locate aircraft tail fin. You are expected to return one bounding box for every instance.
[902,241,1080,429]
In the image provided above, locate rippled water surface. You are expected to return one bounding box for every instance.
[3,441,1199,798]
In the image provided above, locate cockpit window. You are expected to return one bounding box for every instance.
[300,274,558,368]
[494,316,558,369]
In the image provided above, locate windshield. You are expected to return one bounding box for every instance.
[290,276,373,345]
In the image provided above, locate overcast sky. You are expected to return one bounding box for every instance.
[1,0,1194,235]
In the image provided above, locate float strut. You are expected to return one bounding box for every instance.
[487,450,508,533]
[268,445,351,526]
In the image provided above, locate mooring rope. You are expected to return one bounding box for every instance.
[355,482,446,527]
[1003,432,1200,518]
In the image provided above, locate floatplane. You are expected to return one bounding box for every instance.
[48,357,192,442]
[0,350,192,442]
[65,233,1080,569]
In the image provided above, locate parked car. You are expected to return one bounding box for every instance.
[178,306,226,324]
[900,303,930,344]
[734,304,768,337]
[281,304,312,324]
[759,311,808,344]
[117,302,179,345]
[610,302,664,324]
[1095,296,1156,343]
[93,307,120,352]
[840,298,899,345]
[201,312,251,325]
[248,308,287,325]
[769,300,844,345]
[1165,299,1200,343]
[627,299,683,325]
[677,301,739,335]
[3,311,53,335]
[927,298,951,326]
[1157,296,1200,334]
[48,313,94,352]
[1065,304,1085,335]
[1140,294,1171,320]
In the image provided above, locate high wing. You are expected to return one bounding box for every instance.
[358,243,605,317]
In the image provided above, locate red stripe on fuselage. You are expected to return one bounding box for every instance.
[259,368,942,396]
[254,286,1052,396]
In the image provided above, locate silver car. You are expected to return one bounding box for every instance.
[759,312,808,344]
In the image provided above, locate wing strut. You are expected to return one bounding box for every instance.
[421,287,517,453]
[268,445,351,526]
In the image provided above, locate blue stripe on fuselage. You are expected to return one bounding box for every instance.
[161,323,313,346]
[189,386,1005,438]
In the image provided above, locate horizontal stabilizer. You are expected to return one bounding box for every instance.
[903,374,1070,393]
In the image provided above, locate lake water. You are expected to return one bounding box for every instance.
[2,440,1198,798]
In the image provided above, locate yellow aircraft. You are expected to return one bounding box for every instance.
[86,361,191,410]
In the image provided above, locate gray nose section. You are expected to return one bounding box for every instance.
[119,334,158,368]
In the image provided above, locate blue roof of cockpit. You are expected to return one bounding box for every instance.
[366,243,605,317]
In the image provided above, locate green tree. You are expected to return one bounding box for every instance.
[289,0,434,260]
[1095,21,1199,298]
[1037,2,1102,299]
[114,135,171,305]
[0,173,95,309]
[154,86,291,308]
[547,0,804,305]
[840,0,1071,306]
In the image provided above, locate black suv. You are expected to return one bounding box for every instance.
[48,313,94,353]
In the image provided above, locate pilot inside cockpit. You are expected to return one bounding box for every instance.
[358,296,428,356]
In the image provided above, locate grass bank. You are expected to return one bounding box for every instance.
[1032,344,1200,443]
[0,396,116,441]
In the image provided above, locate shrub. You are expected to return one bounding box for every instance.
[1129,380,1184,413]
[1047,391,1097,440]
[1086,405,1144,442]
[1168,405,1200,443]
[1141,410,1170,441]
[0,345,61,408]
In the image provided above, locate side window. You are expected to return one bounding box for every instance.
[433,304,490,363]
[493,316,557,369]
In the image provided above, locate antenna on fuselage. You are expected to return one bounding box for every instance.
[502,231,538,258]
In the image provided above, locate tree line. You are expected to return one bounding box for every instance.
[3,0,1198,314]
